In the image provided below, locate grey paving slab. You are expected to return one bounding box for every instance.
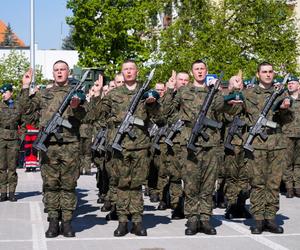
[0,168,299,250]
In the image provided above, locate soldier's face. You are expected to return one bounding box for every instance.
[288,81,299,93]
[176,73,189,89]
[192,63,207,83]
[155,83,166,97]
[257,65,274,86]
[121,62,138,84]
[114,75,125,87]
[2,90,12,101]
[53,62,69,85]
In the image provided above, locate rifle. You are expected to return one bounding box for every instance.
[33,70,90,152]
[224,115,246,152]
[151,125,168,153]
[186,73,224,152]
[243,73,289,152]
[111,68,156,152]
[91,127,108,154]
[164,119,185,147]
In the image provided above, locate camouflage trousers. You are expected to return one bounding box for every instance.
[41,142,80,221]
[282,137,300,189]
[157,143,183,208]
[181,146,220,221]
[246,149,285,220]
[224,146,249,205]
[112,149,149,222]
[0,139,19,193]
[79,137,92,174]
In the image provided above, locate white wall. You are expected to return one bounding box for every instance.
[0,48,79,80]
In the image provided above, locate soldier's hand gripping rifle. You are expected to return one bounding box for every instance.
[111,68,156,152]
[243,73,289,152]
[186,73,224,153]
[164,119,185,147]
[33,70,90,152]
[151,124,168,152]
[91,127,108,154]
[224,115,246,152]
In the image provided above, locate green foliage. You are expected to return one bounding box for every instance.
[62,26,76,50]
[66,0,163,78]
[66,0,299,82]
[0,50,43,91]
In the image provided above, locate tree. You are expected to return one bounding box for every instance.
[157,0,299,80]
[1,23,18,47]
[62,26,76,50]
[0,50,43,91]
[66,0,163,78]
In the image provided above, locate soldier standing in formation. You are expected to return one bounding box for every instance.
[0,83,21,202]
[281,76,300,198]
[20,61,86,238]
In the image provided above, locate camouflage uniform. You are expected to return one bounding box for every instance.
[19,85,85,221]
[222,112,250,207]
[99,85,160,224]
[278,94,300,196]
[79,101,93,175]
[151,92,183,211]
[0,99,21,197]
[164,85,233,229]
[243,85,287,221]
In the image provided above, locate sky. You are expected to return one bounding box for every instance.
[0,0,72,50]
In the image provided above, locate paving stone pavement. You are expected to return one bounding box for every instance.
[0,168,300,250]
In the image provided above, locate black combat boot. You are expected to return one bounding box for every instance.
[185,219,198,235]
[113,222,128,237]
[264,219,284,234]
[45,218,60,238]
[0,193,7,202]
[250,220,264,234]
[234,190,251,219]
[101,200,112,212]
[150,193,159,203]
[97,193,105,204]
[171,207,185,220]
[131,222,147,236]
[157,200,167,210]
[60,221,75,237]
[8,192,17,202]
[294,188,300,198]
[105,205,118,221]
[224,204,237,220]
[286,188,294,198]
[199,220,217,235]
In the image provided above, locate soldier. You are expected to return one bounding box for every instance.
[156,73,189,219]
[222,75,251,219]
[164,60,241,235]
[0,83,21,202]
[98,59,160,237]
[20,61,86,238]
[243,62,289,234]
[279,75,300,198]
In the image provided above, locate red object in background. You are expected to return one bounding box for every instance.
[23,124,40,169]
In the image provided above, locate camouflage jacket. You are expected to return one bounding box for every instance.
[19,85,86,143]
[98,84,161,150]
[243,85,288,150]
[0,99,21,140]
[273,94,300,138]
[163,84,237,147]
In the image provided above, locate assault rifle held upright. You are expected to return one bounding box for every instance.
[33,70,90,152]
[243,73,289,152]
[111,68,156,152]
[186,73,224,152]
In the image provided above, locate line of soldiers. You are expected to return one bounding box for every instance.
[0,59,299,239]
